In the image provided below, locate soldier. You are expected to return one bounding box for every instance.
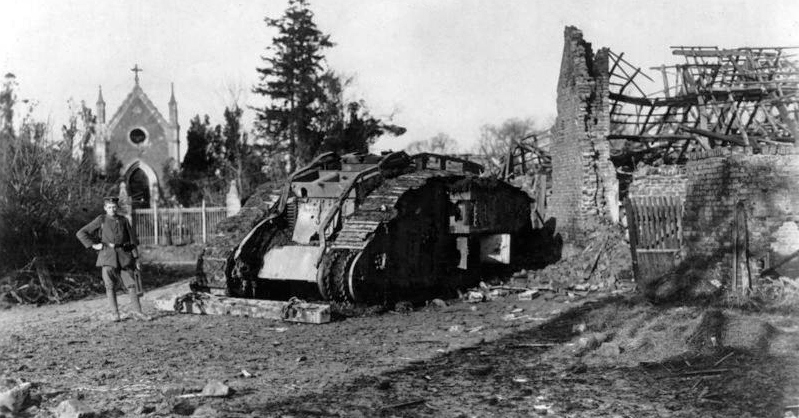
[76,197,151,322]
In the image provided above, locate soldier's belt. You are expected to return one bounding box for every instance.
[103,243,132,249]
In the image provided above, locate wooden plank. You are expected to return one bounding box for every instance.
[658,196,665,249]
[675,197,681,246]
[646,197,654,248]
[664,196,673,248]
[661,196,674,248]
[632,197,646,249]
[636,197,646,248]
[624,198,640,282]
[152,283,331,324]
[652,197,660,248]
[651,196,660,249]
[667,196,675,248]
[658,197,665,245]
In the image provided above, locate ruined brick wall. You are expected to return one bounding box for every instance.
[628,166,688,198]
[549,27,617,243]
[587,49,619,224]
[682,146,799,281]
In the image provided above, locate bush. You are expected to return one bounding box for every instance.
[0,75,115,274]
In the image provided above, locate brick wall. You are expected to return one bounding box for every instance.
[587,49,619,224]
[628,165,688,198]
[549,27,617,244]
[682,146,799,281]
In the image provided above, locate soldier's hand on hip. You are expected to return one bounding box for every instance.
[92,243,103,250]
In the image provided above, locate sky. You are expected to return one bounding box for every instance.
[2,0,798,156]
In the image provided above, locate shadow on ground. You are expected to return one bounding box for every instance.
[140,263,195,291]
[196,297,790,417]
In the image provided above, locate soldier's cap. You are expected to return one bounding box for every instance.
[103,196,120,205]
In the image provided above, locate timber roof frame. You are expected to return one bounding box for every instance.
[606,46,799,166]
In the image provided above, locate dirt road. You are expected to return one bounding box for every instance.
[1,277,798,417]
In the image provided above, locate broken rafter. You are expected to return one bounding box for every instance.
[609,50,655,82]
[678,126,748,146]
[672,46,799,58]
[607,134,692,142]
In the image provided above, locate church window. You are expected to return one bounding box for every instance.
[129,128,147,144]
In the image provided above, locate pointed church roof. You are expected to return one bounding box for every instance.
[96,85,105,105]
[107,84,171,132]
[169,82,177,105]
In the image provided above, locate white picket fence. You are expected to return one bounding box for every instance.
[132,203,227,245]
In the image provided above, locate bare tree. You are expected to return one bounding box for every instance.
[405,133,460,154]
[475,117,542,174]
[61,98,96,160]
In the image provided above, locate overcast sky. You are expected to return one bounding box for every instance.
[2,0,798,155]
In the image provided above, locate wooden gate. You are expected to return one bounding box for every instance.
[624,196,683,283]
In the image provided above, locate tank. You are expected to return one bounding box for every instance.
[193,151,534,304]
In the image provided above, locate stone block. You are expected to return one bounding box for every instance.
[53,399,94,418]
[201,380,231,397]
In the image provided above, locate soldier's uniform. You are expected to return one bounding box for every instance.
[76,197,147,321]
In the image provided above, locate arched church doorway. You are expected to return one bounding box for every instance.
[122,160,158,209]
[128,168,151,208]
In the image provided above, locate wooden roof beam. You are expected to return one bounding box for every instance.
[678,126,748,146]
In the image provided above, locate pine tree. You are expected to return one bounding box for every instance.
[253,0,333,173]
[181,115,219,178]
[317,72,406,155]
[167,115,223,206]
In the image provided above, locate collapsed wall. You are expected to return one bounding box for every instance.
[549,27,618,245]
[549,26,799,298]
[683,147,799,284]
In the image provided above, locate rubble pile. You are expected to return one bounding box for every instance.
[211,182,283,246]
[525,220,633,294]
[456,221,633,305]
[0,258,102,307]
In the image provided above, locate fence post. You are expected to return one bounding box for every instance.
[178,206,183,245]
[202,199,207,244]
[153,201,159,246]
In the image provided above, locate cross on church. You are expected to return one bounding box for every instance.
[131,64,143,85]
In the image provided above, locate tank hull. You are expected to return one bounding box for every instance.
[193,153,533,304]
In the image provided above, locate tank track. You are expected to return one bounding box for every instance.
[317,170,455,303]
[330,170,450,251]
[319,249,357,304]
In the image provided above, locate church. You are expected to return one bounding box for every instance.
[94,65,180,208]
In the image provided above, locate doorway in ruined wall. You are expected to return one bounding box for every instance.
[624,196,683,283]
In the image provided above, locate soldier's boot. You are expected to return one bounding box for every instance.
[128,287,152,321]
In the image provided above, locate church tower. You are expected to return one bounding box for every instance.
[94,86,107,170]
[94,65,181,208]
[168,83,180,167]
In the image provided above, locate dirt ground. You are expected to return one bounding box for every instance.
[1,268,799,418]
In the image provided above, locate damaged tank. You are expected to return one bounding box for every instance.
[193,151,534,304]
